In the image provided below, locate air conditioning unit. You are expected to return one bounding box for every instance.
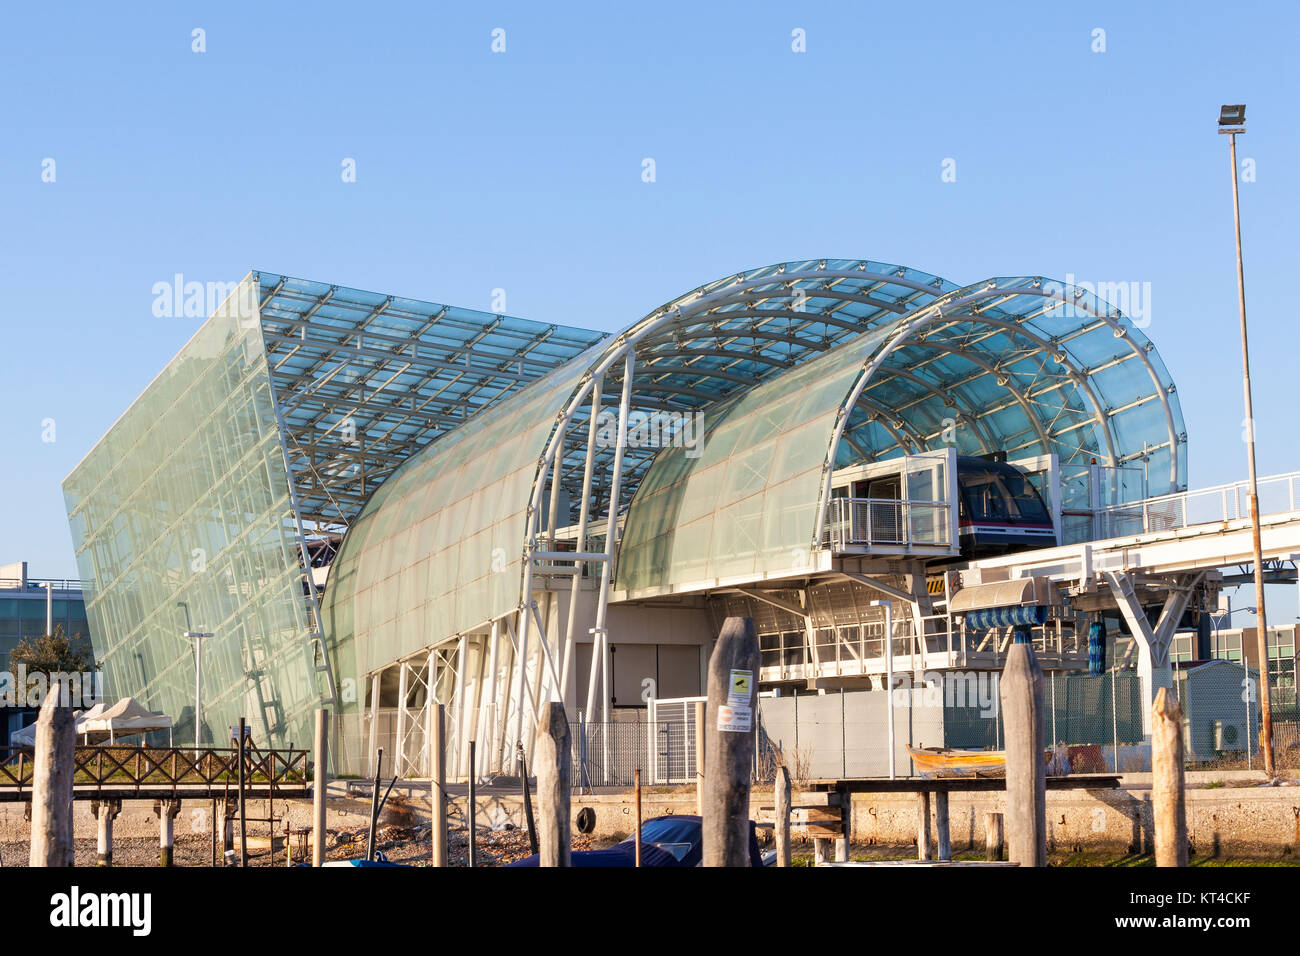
[1212,719,1247,753]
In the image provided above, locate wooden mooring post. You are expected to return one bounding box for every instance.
[313,708,329,867]
[237,717,249,867]
[1001,639,1047,867]
[29,690,74,867]
[934,791,951,861]
[702,616,760,867]
[365,747,383,862]
[774,765,791,867]
[1152,687,1188,867]
[694,700,706,816]
[535,702,572,867]
[467,740,478,868]
[985,812,1004,862]
[916,791,931,861]
[428,702,447,867]
[634,768,643,867]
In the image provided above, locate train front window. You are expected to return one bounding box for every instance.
[960,465,1051,524]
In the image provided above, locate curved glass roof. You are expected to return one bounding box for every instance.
[320,346,602,678]
[323,260,1187,658]
[617,273,1186,597]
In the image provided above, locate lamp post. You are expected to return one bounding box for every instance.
[183,630,214,757]
[1219,103,1274,775]
[872,600,896,779]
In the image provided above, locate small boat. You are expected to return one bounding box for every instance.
[907,746,1005,778]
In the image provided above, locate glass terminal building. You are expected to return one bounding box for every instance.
[64,261,1187,775]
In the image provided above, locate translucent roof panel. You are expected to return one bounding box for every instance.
[617,273,1186,598]
[550,260,960,521]
[256,273,607,533]
[320,347,599,679]
[840,276,1186,493]
[618,322,898,596]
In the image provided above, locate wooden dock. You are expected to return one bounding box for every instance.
[781,774,1123,863]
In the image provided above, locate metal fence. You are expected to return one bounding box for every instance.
[617,664,1298,786]
[570,718,659,789]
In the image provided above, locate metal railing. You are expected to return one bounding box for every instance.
[1095,469,1300,539]
[0,745,309,793]
[0,577,91,592]
[758,612,1087,683]
[823,497,951,551]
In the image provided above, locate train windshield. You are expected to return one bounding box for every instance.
[959,463,1051,524]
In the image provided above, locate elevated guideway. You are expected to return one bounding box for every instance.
[958,470,1300,589]
[953,470,1300,734]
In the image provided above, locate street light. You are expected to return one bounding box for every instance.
[183,630,214,757]
[871,600,896,779]
[1219,102,1275,775]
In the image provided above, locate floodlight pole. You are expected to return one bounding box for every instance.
[1222,108,1275,776]
[184,631,214,757]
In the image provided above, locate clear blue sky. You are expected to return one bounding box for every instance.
[3,1,1297,622]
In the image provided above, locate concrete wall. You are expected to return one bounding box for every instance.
[1,774,1296,859]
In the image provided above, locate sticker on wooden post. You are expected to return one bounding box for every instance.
[719,668,754,732]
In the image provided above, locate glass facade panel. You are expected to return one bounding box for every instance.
[63,275,324,751]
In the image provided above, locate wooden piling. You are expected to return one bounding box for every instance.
[634,768,643,867]
[702,616,760,867]
[313,708,328,867]
[222,800,235,862]
[467,740,478,868]
[985,812,1004,861]
[1152,687,1188,867]
[694,700,706,816]
[365,747,382,862]
[774,764,791,867]
[935,791,951,861]
[428,702,446,867]
[29,691,74,867]
[1001,640,1046,867]
[237,717,249,867]
[835,788,850,863]
[916,791,932,861]
[535,702,572,867]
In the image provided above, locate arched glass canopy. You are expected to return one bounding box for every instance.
[618,273,1186,597]
[323,261,1187,665]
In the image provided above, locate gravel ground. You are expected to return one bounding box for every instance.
[1,823,611,868]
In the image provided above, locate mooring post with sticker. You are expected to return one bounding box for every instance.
[29,690,75,867]
[1000,638,1046,867]
[1152,687,1187,867]
[536,702,572,867]
[703,615,760,867]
